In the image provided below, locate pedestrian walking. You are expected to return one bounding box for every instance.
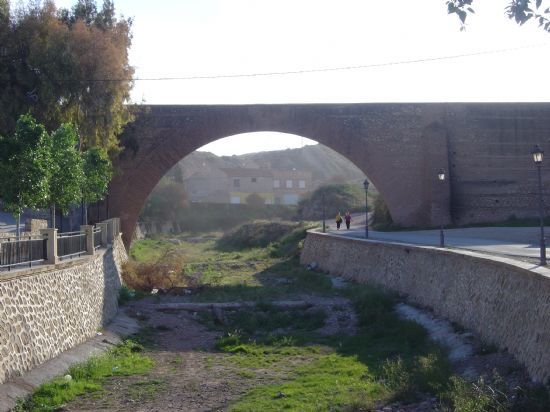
[335,211,343,230]
[344,211,352,229]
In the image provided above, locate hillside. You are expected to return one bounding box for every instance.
[164,144,366,187]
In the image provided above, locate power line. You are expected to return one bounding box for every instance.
[64,42,550,83]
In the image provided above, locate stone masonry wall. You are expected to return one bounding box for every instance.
[301,232,550,383]
[0,235,127,384]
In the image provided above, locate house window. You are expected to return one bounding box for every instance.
[299,180,306,189]
[233,178,240,188]
[286,180,293,188]
[273,179,280,188]
[251,177,257,183]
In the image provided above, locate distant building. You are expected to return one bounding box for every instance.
[220,168,275,205]
[272,170,311,205]
[184,168,229,203]
[183,167,312,205]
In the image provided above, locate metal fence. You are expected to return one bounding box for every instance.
[57,231,87,259]
[93,227,102,250]
[0,235,47,271]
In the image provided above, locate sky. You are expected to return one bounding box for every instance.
[13,0,550,155]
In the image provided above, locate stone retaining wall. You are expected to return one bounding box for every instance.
[0,235,127,384]
[301,232,550,383]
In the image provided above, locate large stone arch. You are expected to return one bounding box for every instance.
[109,103,452,246]
[101,102,550,248]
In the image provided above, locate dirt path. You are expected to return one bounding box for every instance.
[63,294,357,412]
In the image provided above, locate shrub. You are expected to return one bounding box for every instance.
[216,220,299,250]
[296,183,365,220]
[122,248,188,291]
[445,374,512,412]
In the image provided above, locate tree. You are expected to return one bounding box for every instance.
[0,0,134,153]
[82,147,113,223]
[46,123,84,228]
[140,181,189,224]
[296,184,365,220]
[0,114,52,236]
[446,0,550,32]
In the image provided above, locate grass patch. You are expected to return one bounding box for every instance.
[215,283,452,411]
[15,340,152,412]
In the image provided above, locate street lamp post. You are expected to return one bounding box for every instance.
[363,179,369,238]
[322,190,326,233]
[437,169,446,247]
[532,145,547,266]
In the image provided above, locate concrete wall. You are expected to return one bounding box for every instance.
[0,235,127,384]
[301,231,550,383]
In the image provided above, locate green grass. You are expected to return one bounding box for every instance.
[15,340,153,412]
[205,283,453,411]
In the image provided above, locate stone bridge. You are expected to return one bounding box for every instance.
[106,103,550,246]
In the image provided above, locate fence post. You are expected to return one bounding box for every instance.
[81,225,95,255]
[105,219,113,244]
[40,228,58,265]
[97,222,108,246]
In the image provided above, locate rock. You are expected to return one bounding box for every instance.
[306,262,318,270]
[63,374,72,381]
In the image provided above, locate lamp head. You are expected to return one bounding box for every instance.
[437,169,446,182]
[533,145,544,165]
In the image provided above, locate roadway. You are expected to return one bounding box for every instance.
[329,221,549,262]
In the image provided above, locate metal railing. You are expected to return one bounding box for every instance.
[0,217,121,272]
[57,230,87,259]
[0,235,47,271]
[93,227,102,250]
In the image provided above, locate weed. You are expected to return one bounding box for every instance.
[443,374,512,412]
[15,340,152,412]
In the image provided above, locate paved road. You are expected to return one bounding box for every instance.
[330,224,549,261]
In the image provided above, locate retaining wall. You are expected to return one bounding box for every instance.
[301,231,550,383]
[0,235,127,384]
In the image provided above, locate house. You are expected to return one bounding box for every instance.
[183,167,312,205]
[272,170,312,205]
[220,168,275,204]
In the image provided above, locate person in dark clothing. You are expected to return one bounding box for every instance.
[344,211,352,229]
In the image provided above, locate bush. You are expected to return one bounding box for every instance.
[269,222,319,258]
[122,248,189,291]
[296,184,365,220]
[445,374,512,412]
[216,220,299,250]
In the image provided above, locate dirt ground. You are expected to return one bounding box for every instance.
[59,282,541,412]
[61,294,358,412]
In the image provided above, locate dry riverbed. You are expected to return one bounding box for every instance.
[20,233,549,411]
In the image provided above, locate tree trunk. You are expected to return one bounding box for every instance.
[51,205,55,229]
[16,213,20,239]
